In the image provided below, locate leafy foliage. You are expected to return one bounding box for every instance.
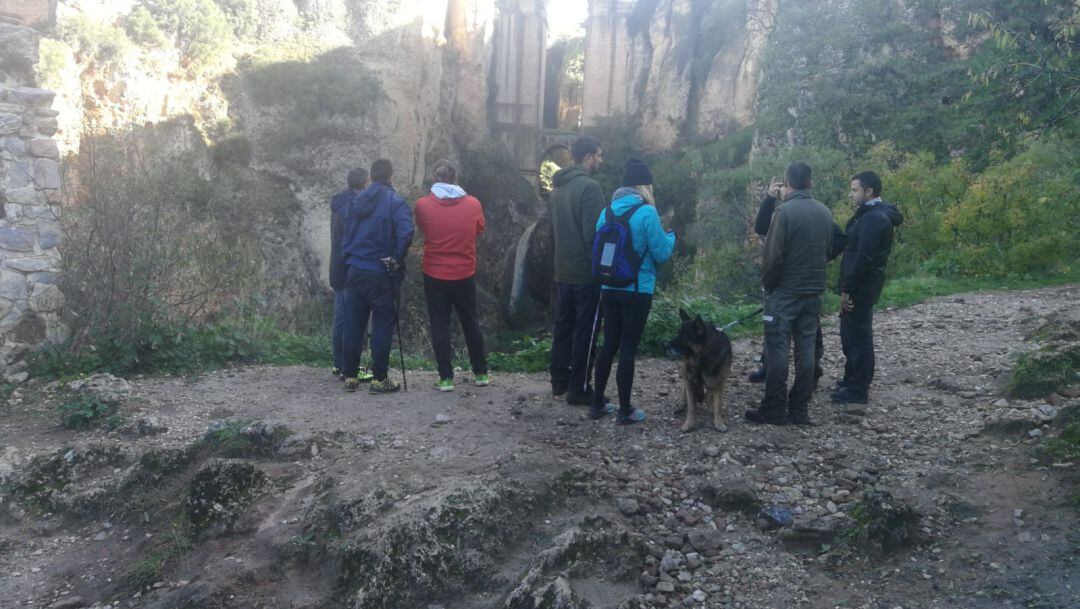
[59,394,122,430]
[142,0,234,72]
[57,14,133,63]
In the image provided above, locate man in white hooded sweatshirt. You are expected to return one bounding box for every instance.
[414,160,490,391]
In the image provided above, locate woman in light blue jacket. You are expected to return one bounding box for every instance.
[590,159,675,425]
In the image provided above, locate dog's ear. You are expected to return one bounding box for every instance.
[679,308,690,322]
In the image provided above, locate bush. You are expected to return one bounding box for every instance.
[37,38,71,89]
[59,394,122,430]
[488,337,551,373]
[143,0,234,72]
[1007,344,1080,399]
[57,14,133,63]
[124,6,167,48]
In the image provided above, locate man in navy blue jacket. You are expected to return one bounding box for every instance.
[330,168,374,382]
[341,159,415,393]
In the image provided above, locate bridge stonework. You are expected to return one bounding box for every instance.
[0,23,64,381]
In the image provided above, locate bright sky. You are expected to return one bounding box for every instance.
[546,0,587,42]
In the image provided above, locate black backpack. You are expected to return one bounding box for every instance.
[592,203,646,290]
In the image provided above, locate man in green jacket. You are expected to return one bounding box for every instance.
[549,136,605,404]
[746,161,835,426]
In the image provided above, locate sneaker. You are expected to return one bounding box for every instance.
[356,367,375,383]
[370,378,401,394]
[474,374,491,387]
[747,367,766,383]
[330,366,342,377]
[744,408,788,426]
[344,377,361,392]
[615,408,647,426]
[588,402,617,420]
[434,378,455,392]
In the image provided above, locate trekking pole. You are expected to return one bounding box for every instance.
[719,307,764,332]
[384,259,408,391]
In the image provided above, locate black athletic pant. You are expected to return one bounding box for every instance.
[592,290,653,415]
[839,297,875,396]
[550,282,602,395]
[423,274,487,380]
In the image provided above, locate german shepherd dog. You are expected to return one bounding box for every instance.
[668,309,734,433]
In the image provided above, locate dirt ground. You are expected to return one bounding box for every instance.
[1,285,1078,609]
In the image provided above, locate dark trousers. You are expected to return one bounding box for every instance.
[550,282,602,395]
[423,274,487,380]
[332,290,346,371]
[593,290,652,414]
[343,267,396,380]
[761,292,822,418]
[759,315,823,366]
[840,297,875,395]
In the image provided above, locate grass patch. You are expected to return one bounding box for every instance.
[124,526,192,591]
[199,420,259,457]
[58,394,123,430]
[1007,345,1080,399]
[1045,423,1080,462]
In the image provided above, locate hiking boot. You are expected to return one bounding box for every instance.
[344,377,361,392]
[331,366,342,378]
[356,367,375,383]
[744,408,788,426]
[369,377,401,394]
[434,378,455,392]
[831,387,868,404]
[566,390,594,406]
[474,374,491,387]
[747,366,766,383]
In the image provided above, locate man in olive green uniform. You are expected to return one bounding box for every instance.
[746,161,835,426]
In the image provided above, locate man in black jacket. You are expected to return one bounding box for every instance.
[832,171,904,404]
[747,177,843,384]
[329,168,372,382]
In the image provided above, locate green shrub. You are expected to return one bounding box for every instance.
[59,394,122,430]
[488,337,551,373]
[241,50,383,119]
[1045,423,1080,462]
[1007,344,1080,399]
[57,14,133,63]
[37,38,71,89]
[124,6,167,48]
[143,0,234,72]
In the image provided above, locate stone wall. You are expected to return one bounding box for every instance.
[0,25,63,382]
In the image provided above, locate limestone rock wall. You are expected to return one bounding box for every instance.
[0,30,64,380]
[582,0,778,151]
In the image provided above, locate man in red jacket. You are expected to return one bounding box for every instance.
[414,159,490,391]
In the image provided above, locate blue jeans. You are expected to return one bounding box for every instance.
[343,267,396,380]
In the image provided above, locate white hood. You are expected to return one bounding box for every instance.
[432,182,467,199]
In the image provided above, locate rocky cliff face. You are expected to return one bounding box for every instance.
[39,0,527,313]
[582,0,777,150]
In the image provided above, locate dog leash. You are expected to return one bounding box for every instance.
[718,307,764,332]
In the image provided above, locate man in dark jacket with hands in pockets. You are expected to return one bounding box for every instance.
[832,171,904,405]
